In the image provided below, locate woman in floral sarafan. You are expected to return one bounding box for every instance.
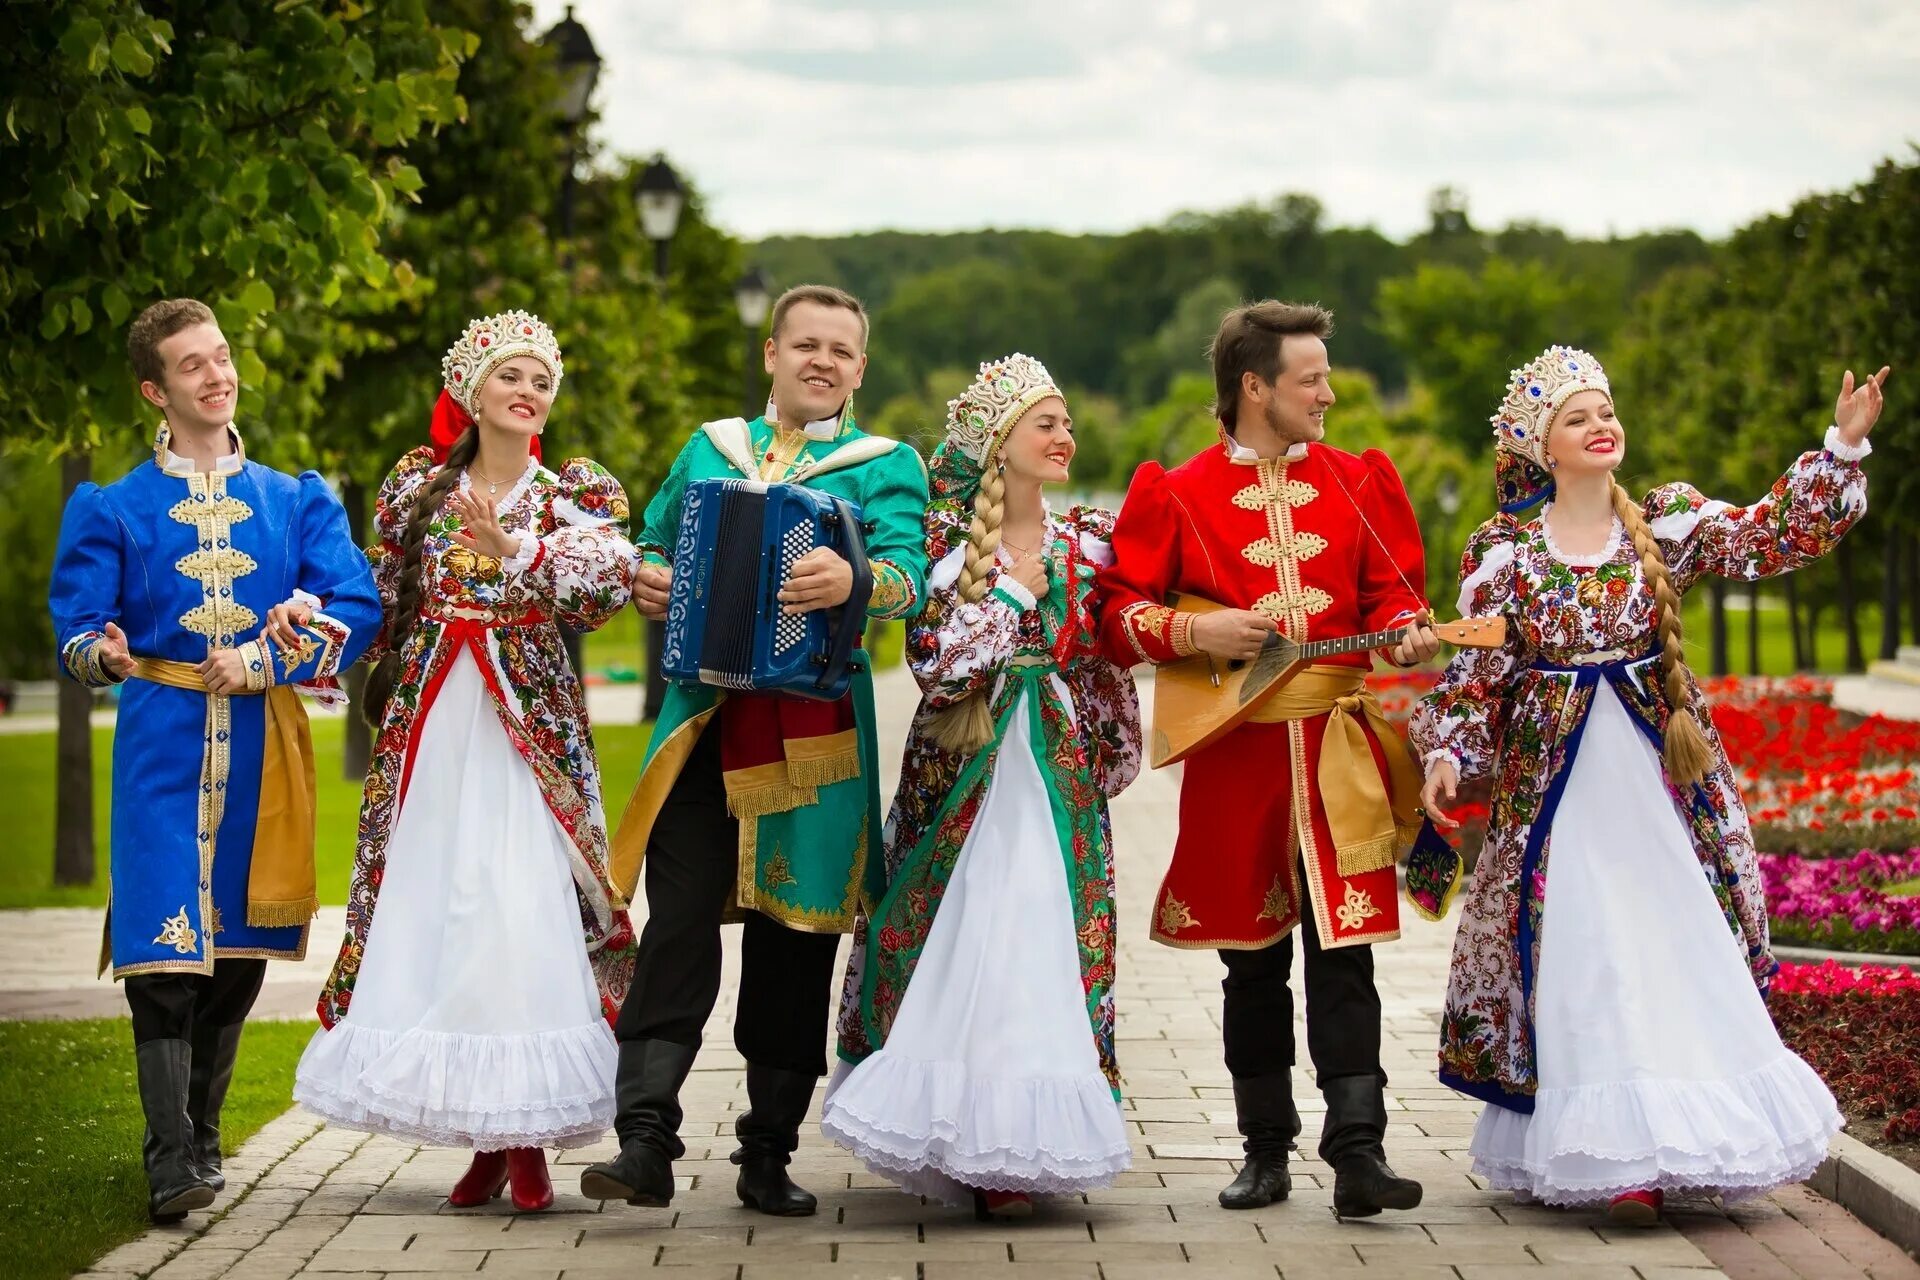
[295,312,639,1211]
[823,354,1140,1217]
[1410,346,1886,1223]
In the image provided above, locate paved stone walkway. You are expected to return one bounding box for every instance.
[26,666,1920,1279]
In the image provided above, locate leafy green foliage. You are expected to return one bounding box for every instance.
[0,0,468,455]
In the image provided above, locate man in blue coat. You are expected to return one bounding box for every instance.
[50,299,381,1222]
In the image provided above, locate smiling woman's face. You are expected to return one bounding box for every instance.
[474,356,555,439]
[1545,388,1625,478]
[998,395,1075,485]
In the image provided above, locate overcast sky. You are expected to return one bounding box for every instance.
[527,0,1920,242]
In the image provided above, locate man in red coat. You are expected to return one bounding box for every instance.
[1097,301,1438,1216]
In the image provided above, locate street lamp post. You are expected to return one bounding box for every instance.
[540,5,601,244]
[539,6,601,682]
[733,266,772,419]
[635,155,685,721]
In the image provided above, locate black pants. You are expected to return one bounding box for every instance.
[125,958,267,1044]
[1219,859,1383,1086]
[614,720,842,1076]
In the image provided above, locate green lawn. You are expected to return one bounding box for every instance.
[0,715,655,910]
[1678,596,1888,678]
[1,603,898,910]
[0,1018,313,1280]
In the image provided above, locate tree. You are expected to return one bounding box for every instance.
[1,1,468,883]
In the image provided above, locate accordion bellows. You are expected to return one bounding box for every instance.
[661,479,874,702]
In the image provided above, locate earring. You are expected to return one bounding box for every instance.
[1548,458,1557,471]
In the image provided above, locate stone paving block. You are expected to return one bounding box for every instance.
[219,1257,306,1280]
[836,1239,1012,1263]
[1528,1235,1717,1267]
[656,1241,831,1266]
[1106,1267,1283,1280]
[1085,1216,1268,1243]
[1007,1241,1186,1264]
[1454,1267,1642,1280]
[921,1266,1100,1280]
[1353,1240,1541,1267]
[147,1247,248,1279]
[303,1245,484,1271]
[737,1267,924,1280]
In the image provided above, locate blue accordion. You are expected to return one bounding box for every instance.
[660,478,874,701]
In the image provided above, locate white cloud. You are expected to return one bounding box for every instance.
[529,0,1920,240]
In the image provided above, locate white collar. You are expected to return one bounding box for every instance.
[1221,429,1308,465]
[766,400,845,442]
[154,422,244,477]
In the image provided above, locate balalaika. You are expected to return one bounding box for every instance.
[660,478,874,701]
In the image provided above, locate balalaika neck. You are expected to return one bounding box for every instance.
[1288,625,1404,660]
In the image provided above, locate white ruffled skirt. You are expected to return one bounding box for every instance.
[822,691,1132,1205]
[294,649,616,1150]
[1470,682,1841,1204]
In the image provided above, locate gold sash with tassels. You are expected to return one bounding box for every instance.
[1246,664,1423,877]
[131,657,318,927]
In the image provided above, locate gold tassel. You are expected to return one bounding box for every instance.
[247,897,319,929]
[785,749,861,790]
[1335,833,1401,879]
[725,781,819,820]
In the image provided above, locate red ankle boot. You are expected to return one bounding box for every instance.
[447,1150,509,1207]
[1608,1188,1663,1226]
[973,1188,1033,1220]
[505,1147,554,1211]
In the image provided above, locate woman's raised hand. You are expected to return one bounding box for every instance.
[1835,366,1890,447]
[447,488,523,560]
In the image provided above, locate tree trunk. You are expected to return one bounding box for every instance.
[1708,578,1729,677]
[1806,600,1822,672]
[53,453,96,887]
[1881,532,1903,661]
[1836,538,1866,673]
[1784,572,1809,671]
[1746,579,1762,676]
[340,478,374,779]
[1908,529,1920,646]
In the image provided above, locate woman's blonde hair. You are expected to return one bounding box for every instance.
[1609,478,1714,787]
[924,462,1009,754]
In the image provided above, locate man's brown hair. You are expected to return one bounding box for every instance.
[128,298,217,386]
[769,284,868,347]
[1208,300,1335,428]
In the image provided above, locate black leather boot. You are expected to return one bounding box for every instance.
[138,1039,216,1224]
[1218,1070,1298,1209]
[1321,1074,1422,1218]
[187,1022,244,1191]
[579,1039,698,1207]
[732,1064,818,1216]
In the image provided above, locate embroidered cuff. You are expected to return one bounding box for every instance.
[1169,610,1198,658]
[501,533,542,575]
[61,632,126,687]
[238,639,275,692]
[1421,747,1462,779]
[869,559,916,620]
[991,575,1038,613]
[1824,424,1872,463]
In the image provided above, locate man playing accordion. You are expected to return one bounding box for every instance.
[585,285,929,1217]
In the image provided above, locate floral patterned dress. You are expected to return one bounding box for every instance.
[823,505,1141,1203]
[296,448,640,1150]
[1409,433,1866,1203]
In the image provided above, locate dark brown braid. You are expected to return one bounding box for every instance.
[362,428,479,726]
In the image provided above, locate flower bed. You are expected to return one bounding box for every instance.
[1770,961,1920,1164]
[1701,675,1920,856]
[1761,849,1920,955]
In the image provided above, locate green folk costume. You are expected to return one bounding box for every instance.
[608,414,929,933]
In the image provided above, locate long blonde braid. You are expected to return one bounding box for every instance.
[925,464,1009,754]
[1610,477,1714,786]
